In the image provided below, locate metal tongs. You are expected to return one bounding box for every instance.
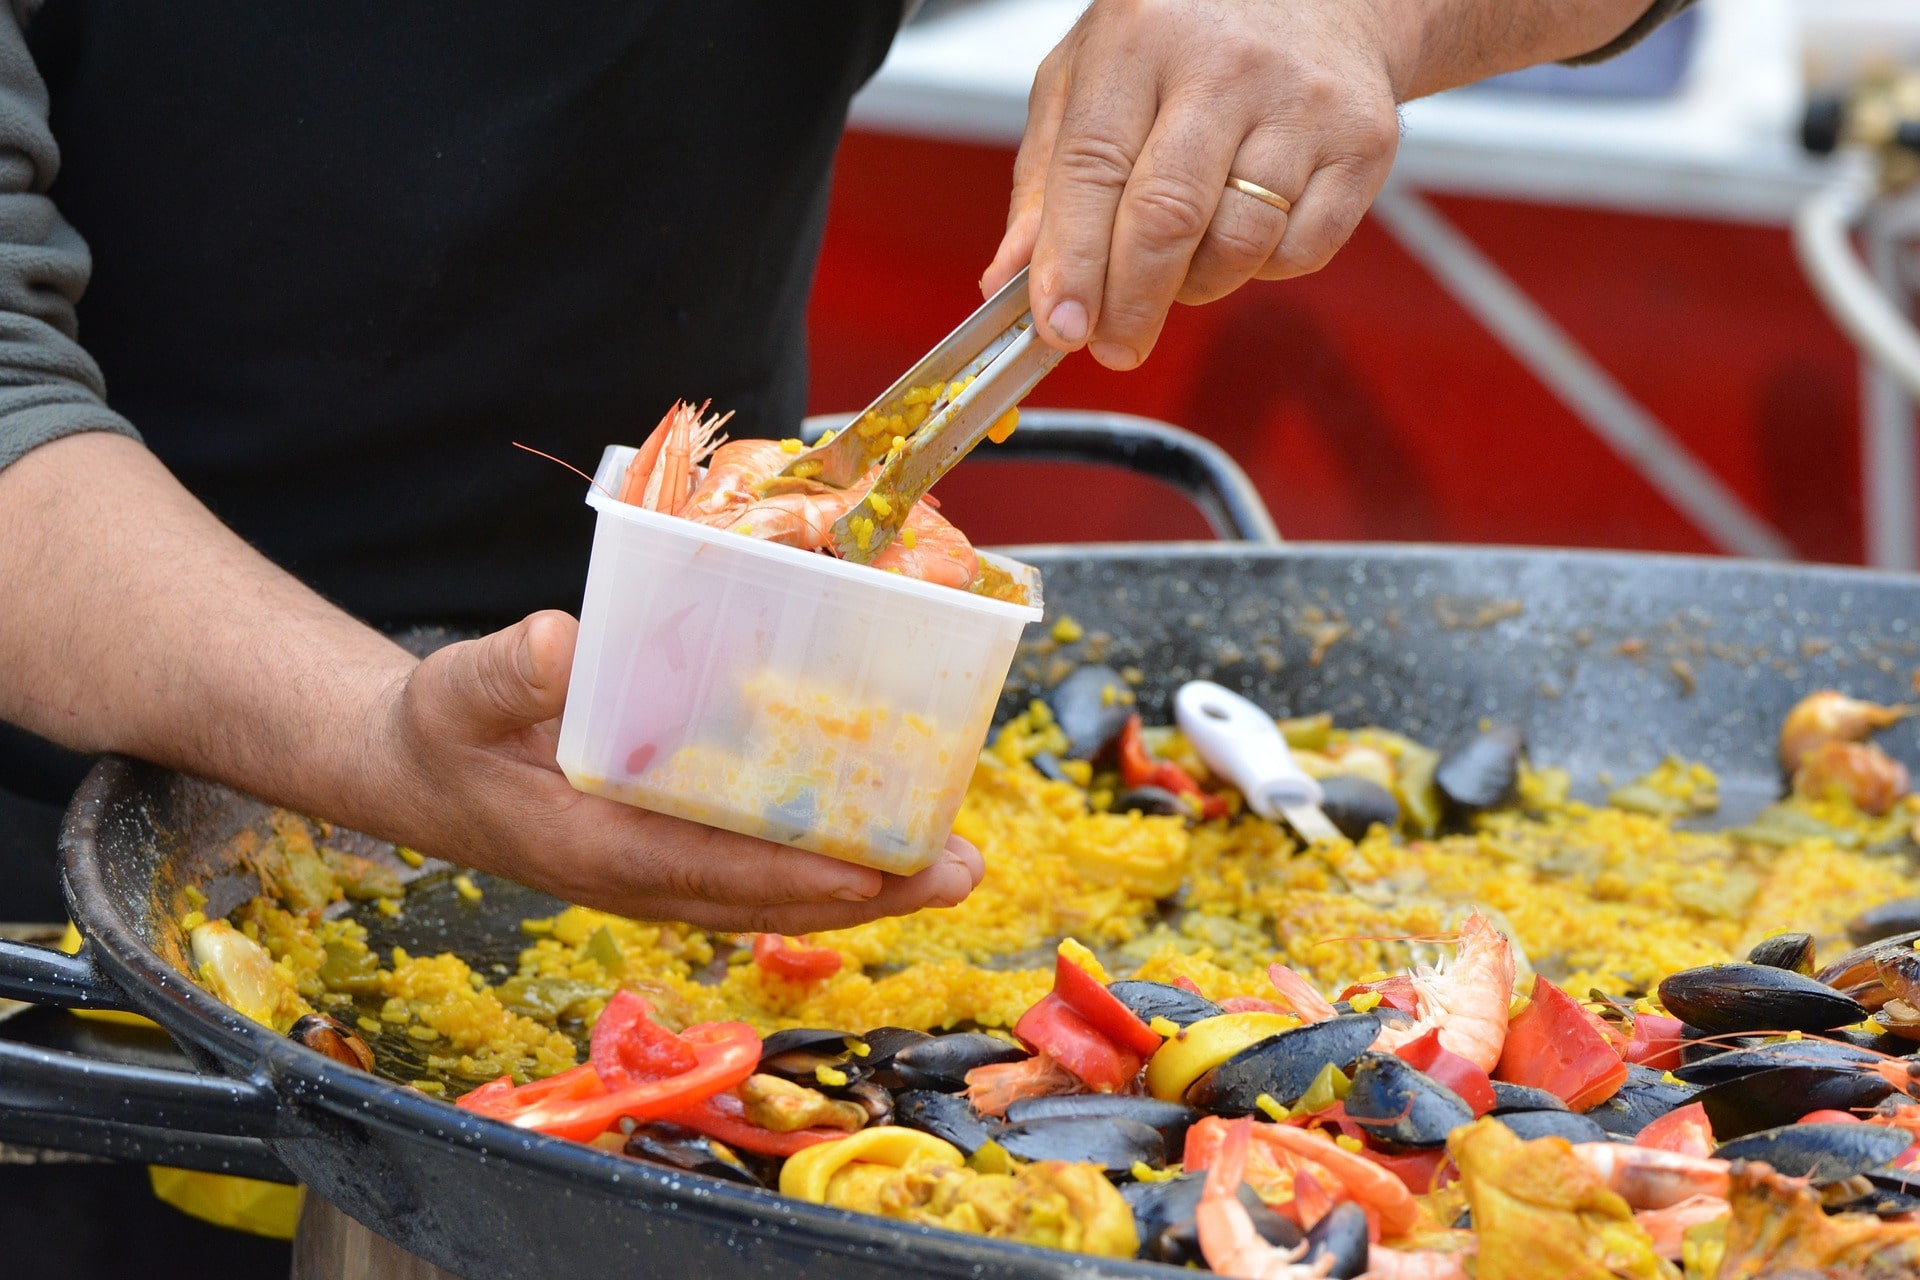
[775,265,1065,563]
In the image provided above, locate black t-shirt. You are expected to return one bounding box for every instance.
[27,0,903,630]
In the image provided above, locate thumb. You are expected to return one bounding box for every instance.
[429,610,578,738]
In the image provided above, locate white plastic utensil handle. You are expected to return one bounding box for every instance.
[1174,681,1324,821]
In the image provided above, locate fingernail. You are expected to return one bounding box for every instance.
[831,884,874,902]
[1090,341,1138,370]
[1048,300,1089,345]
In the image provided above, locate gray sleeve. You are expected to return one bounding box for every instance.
[1565,0,1698,67]
[0,0,139,475]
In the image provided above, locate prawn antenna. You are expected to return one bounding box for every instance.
[513,441,618,500]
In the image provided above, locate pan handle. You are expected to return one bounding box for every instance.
[0,936,134,1009]
[801,409,1282,544]
[0,1039,282,1137]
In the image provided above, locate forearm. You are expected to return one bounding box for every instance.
[0,430,419,834]
[1373,0,1673,100]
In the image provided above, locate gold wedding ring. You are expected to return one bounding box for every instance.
[1226,176,1293,214]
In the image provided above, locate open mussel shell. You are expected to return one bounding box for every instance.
[1123,1175,1300,1266]
[1848,900,1920,948]
[1317,775,1400,841]
[1691,1064,1894,1139]
[1584,1065,1701,1138]
[1495,1110,1610,1144]
[623,1121,767,1188]
[1109,980,1223,1028]
[1816,930,1920,1011]
[1657,963,1866,1035]
[1049,665,1133,762]
[289,1012,375,1072]
[1343,1051,1474,1149]
[1746,932,1816,975]
[993,1115,1165,1176]
[757,1027,868,1084]
[1003,1095,1199,1151]
[1302,1201,1372,1280]
[1490,1082,1570,1114]
[1187,1013,1381,1116]
[895,1090,998,1156]
[1434,725,1523,814]
[1839,1175,1920,1216]
[1670,1036,1881,1087]
[887,1032,1028,1093]
[1713,1122,1911,1183]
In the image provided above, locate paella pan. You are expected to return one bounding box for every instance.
[7,424,1920,1277]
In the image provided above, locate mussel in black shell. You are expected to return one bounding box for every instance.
[1435,725,1524,813]
[1109,980,1224,1028]
[1657,963,1866,1036]
[1713,1122,1911,1183]
[1186,1013,1381,1116]
[1343,1051,1474,1149]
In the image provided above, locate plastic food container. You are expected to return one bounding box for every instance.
[557,445,1044,875]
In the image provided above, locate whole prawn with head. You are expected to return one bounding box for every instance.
[1272,911,1516,1074]
[1197,1119,1339,1280]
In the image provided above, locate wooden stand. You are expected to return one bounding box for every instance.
[292,1194,464,1280]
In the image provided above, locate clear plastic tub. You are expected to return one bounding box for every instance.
[556,445,1044,875]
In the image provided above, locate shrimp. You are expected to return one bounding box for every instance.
[1369,911,1515,1073]
[1360,1245,1471,1280]
[962,1054,1081,1118]
[679,438,980,590]
[1632,1194,1728,1257]
[1267,963,1339,1023]
[1792,739,1910,815]
[1567,1142,1731,1210]
[1779,691,1912,772]
[1197,1119,1337,1279]
[620,400,732,513]
[1192,1118,1422,1238]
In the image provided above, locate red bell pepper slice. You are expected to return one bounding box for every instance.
[1013,992,1143,1092]
[591,991,698,1087]
[1393,1027,1496,1117]
[666,1091,844,1157]
[1338,974,1420,1015]
[1117,715,1230,820]
[751,933,843,983]
[498,1021,762,1143]
[1051,949,1163,1058]
[457,1062,603,1121]
[1494,976,1629,1112]
[1622,1012,1687,1071]
[1636,1101,1715,1157]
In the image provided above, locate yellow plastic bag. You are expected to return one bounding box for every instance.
[59,922,158,1029]
[149,1166,306,1240]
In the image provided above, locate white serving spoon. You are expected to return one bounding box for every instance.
[1173,681,1341,844]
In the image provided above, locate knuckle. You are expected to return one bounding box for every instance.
[1054,133,1137,193]
[1205,218,1275,268]
[1126,175,1214,245]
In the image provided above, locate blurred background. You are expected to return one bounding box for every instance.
[807,0,1920,567]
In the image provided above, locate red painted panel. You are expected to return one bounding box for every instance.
[808,131,1864,562]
